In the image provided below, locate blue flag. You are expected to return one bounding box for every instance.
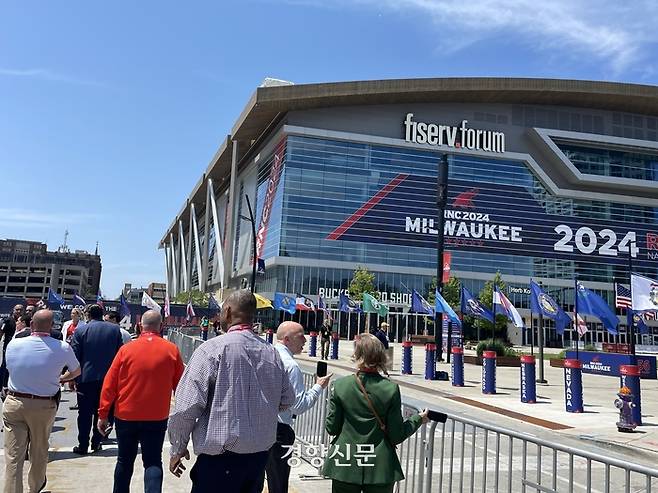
[119,293,131,318]
[72,291,87,306]
[529,281,571,334]
[576,282,618,335]
[631,310,649,335]
[339,292,361,313]
[274,293,296,314]
[460,287,494,323]
[47,288,64,305]
[208,293,221,311]
[318,295,329,315]
[435,289,461,327]
[257,258,266,276]
[411,289,434,315]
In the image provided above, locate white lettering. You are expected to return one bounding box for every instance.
[403,115,506,153]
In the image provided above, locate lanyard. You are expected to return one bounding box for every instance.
[227,324,253,333]
[31,332,51,337]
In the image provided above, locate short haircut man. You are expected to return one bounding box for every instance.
[1,304,24,389]
[168,290,295,492]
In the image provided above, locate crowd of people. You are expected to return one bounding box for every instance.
[0,291,427,493]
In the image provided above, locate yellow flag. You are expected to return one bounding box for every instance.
[254,293,273,309]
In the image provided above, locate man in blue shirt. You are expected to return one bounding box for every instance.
[70,304,123,454]
[263,321,332,493]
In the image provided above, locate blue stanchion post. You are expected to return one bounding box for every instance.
[482,350,496,394]
[266,329,273,345]
[308,331,318,358]
[620,364,642,425]
[425,343,436,380]
[330,332,339,360]
[520,355,537,403]
[402,340,413,375]
[451,346,464,387]
[564,359,584,413]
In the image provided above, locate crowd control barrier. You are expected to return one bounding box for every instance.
[171,329,658,492]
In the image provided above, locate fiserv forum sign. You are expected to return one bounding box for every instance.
[403,113,505,153]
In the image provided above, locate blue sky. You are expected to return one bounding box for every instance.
[2,0,657,298]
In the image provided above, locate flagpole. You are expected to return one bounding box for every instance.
[574,278,579,360]
[491,287,497,341]
[537,282,546,383]
[628,249,636,357]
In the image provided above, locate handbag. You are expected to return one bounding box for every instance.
[354,373,396,448]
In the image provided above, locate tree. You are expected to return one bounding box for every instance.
[349,266,376,300]
[173,289,209,306]
[427,276,461,307]
[474,272,509,341]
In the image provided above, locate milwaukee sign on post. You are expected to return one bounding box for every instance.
[255,141,285,260]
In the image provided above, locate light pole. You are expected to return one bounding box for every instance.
[240,194,257,294]
[537,281,547,383]
[435,154,449,362]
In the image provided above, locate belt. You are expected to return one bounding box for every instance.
[7,391,57,401]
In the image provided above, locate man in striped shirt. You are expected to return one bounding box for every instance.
[168,290,295,493]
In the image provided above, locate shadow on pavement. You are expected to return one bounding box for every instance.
[50,448,118,462]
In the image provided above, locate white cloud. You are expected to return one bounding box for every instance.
[0,208,101,229]
[0,68,107,87]
[284,0,658,74]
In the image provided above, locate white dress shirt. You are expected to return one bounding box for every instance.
[275,343,323,427]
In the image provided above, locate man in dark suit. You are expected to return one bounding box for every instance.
[70,304,123,454]
[0,304,23,391]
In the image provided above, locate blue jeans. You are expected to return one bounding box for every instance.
[113,418,168,493]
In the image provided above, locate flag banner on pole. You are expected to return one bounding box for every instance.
[410,289,434,315]
[615,283,633,309]
[186,300,196,321]
[362,293,389,317]
[434,289,461,327]
[575,282,618,335]
[72,291,86,306]
[164,295,171,318]
[460,286,494,323]
[631,274,658,312]
[295,294,316,311]
[317,295,330,315]
[254,293,273,309]
[574,313,588,337]
[47,288,64,305]
[643,311,657,321]
[274,293,296,314]
[257,258,266,276]
[493,287,524,328]
[96,291,105,309]
[119,293,131,318]
[208,293,221,311]
[529,280,571,334]
[339,292,362,313]
[141,292,162,312]
[442,252,451,283]
[632,310,650,335]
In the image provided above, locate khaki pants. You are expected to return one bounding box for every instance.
[2,395,57,493]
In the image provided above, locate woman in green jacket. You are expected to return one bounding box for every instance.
[323,333,429,493]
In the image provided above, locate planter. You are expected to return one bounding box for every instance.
[464,355,521,367]
[550,358,566,368]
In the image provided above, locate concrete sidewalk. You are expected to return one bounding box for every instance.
[302,340,658,460]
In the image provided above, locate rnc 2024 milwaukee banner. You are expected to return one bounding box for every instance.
[326,173,658,271]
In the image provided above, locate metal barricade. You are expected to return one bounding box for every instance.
[422,412,658,493]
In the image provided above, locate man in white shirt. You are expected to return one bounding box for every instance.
[264,321,332,493]
[3,310,81,493]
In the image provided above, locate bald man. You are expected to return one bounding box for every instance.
[262,322,332,493]
[168,290,295,493]
[99,310,183,493]
[3,310,80,493]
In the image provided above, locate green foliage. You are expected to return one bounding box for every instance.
[474,272,509,341]
[349,266,376,300]
[173,290,209,306]
[475,339,509,357]
[427,276,461,307]
[584,344,598,352]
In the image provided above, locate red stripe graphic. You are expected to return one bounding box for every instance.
[327,173,409,241]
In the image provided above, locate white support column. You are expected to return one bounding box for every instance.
[223,140,239,288]
[201,180,212,292]
[164,243,172,296]
[178,220,189,292]
[190,203,204,291]
[208,178,225,287]
[169,233,178,296]
[186,209,194,290]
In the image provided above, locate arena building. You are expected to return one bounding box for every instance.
[160,78,658,346]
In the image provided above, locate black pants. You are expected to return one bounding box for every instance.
[76,381,103,450]
[321,339,330,360]
[0,347,9,388]
[264,423,296,493]
[190,451,269,493]
[113,418,168,493]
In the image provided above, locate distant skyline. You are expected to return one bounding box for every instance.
[2,1,657,297]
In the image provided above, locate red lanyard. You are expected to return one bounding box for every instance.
[227,324,253,333]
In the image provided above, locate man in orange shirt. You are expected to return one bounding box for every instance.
[98,309,184,493]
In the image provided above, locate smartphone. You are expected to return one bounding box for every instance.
[317,361,328,377]
[427,410,448,423]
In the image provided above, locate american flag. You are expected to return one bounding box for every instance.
[574,313,588,337]
[615,283,632,309]
[643,311,657,321]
